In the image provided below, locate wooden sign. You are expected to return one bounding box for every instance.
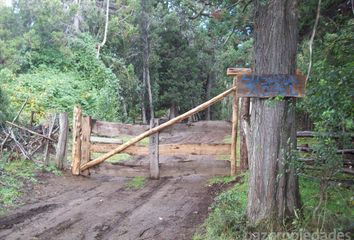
[236,74,306,98]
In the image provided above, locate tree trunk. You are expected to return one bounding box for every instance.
[96,0,110,59]
[141,0,154,122]
[73,0,81,33]
[247,0,301,227]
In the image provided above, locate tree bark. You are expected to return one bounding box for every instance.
[247,0,301,227]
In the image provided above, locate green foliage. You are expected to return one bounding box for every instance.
[0,160,37,214]
[298,176,353,231]
[196,171,353,239]
[126,176,146,189]
[195,173,249,240]
[207,175,237,186]
[298,19,354,133]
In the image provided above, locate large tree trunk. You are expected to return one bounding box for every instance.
[247,0,301,227]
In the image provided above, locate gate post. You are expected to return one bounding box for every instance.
[149,118,160,179]
[81,116,92,176]
[230,78,239,176]
[55,112,68,170]
[72,106,82,175]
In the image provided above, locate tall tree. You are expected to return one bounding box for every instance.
[245,0,301,227]
[140,0,154,123]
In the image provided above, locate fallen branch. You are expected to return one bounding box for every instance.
[10,131,30,160]
[5,121,55,141]
[1,97,29,152]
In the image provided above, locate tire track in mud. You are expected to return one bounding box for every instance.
[0,204,57,230]
[93,177,169,240]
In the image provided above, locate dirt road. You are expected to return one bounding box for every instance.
[0,121,231,240]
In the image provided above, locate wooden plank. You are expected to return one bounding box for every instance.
[90,143,231,156]
[90,144,148,155]
[236,73,306,98]
[80,116,91,176]
[91,120,148,137]
[227,68,252,76]
[71,106,82,175]
[230,78,239,176]
[90,136,123,144]
[149,119,159,179]
[55,113,68,170]
[80,86,236,171]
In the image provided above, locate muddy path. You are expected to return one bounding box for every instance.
[0,121,232,240]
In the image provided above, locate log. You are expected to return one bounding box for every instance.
[71,107,82,175]
[149,119,159,179]
[55,113,68,170]
[80,116,91,176]
[297,147,354,154]
[230,78,239,176]
[90,143,231,156]
[80,86,236,171]
[4,121,54,141]
[296,131,354,138]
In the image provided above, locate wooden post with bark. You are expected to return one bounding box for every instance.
[81,116,92,176]
[72,107,82,175]
[44,114,56,166]
[240,98,250,171]
[55,113,68,170]
[149,118,159,179]
[230,78,239,176]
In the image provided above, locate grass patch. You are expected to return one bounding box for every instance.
[126,176,146,189]
[298,176,353,231]
[207,176,237,186]
[194,173,249,240]
[0,160,37,214]
[194,171,353,239]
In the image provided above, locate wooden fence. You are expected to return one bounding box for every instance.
[71,108,233,179]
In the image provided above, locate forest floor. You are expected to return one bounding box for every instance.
[0,121,232,240]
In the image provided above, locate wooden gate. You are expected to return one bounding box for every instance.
[71,112,233,178]
[71,70,252,178]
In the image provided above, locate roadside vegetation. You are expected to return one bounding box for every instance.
[196,172,353,240]
[0,159,61,215]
